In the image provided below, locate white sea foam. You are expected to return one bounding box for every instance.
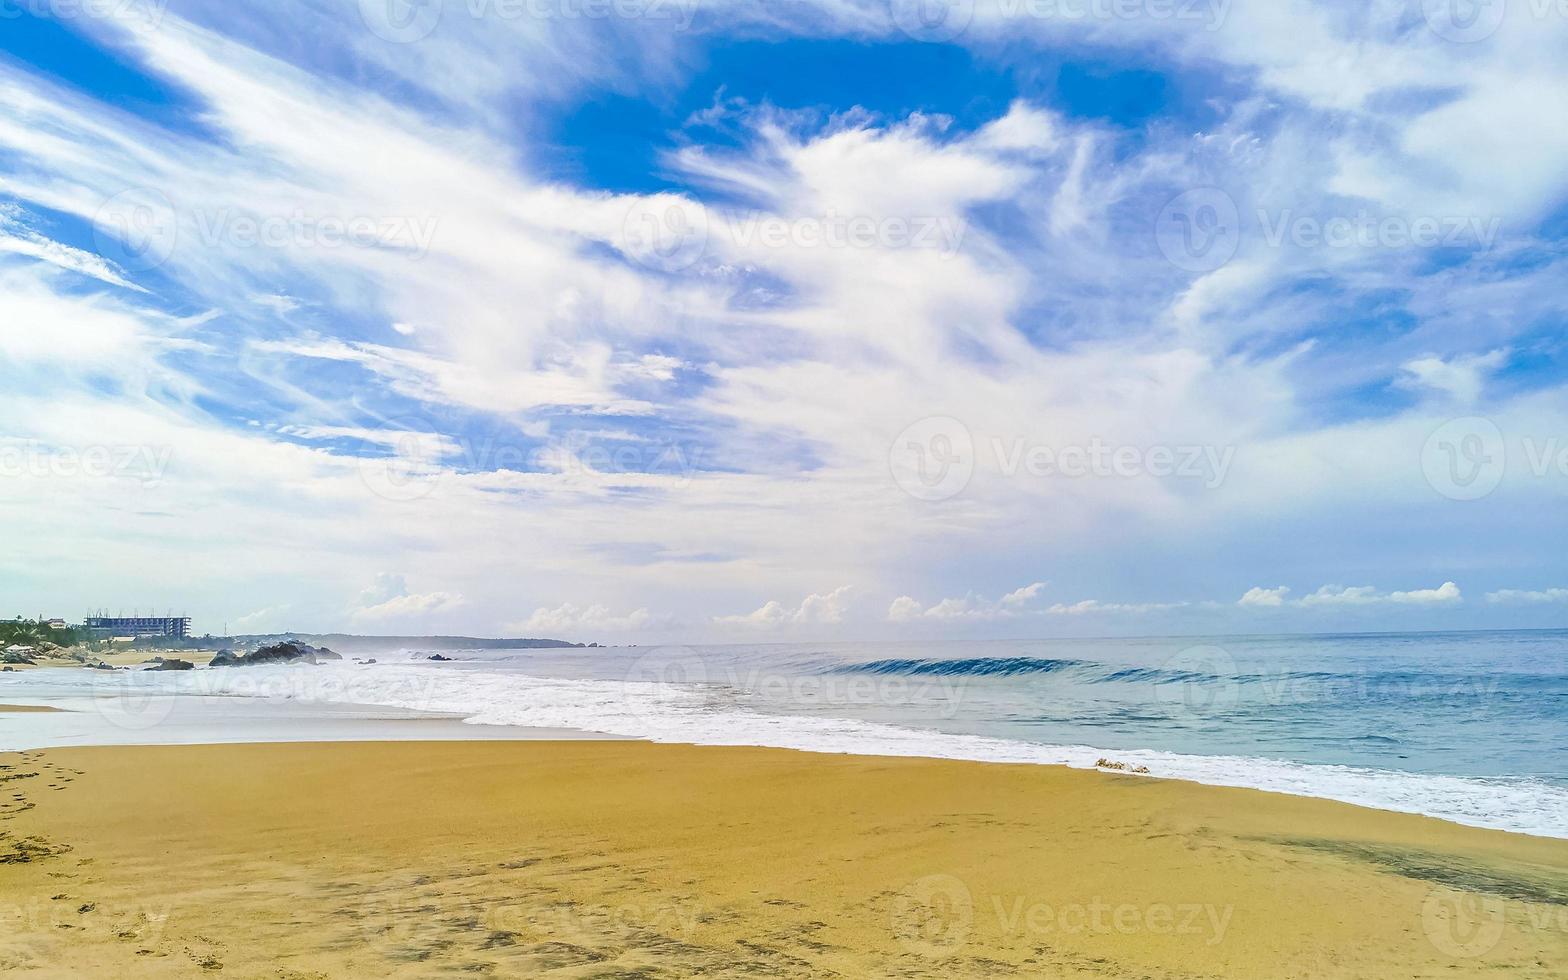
[5,663,1565,839]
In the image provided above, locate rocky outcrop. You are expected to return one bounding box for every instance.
[1095,757,1151,774]
[145,658,195,671]
[208,642,342,667]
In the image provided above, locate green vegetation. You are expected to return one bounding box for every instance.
[0,617,84,652]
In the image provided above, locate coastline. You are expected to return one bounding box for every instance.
[0,739,1564,978]
[2,657,1565,838]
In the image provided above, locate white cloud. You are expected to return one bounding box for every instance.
[1398,350,1508,405]
[1298,582,1462,607]
[232,605,290,631]
[516,603,662,634]
[1485,588,1568,605]
[1045,599,1189,616]
[351,573,466,621]
[1388,582,1463,605]
[0,3,1561,640]
[1000,582,1047,606]
[888,583,1047,622]
[0,227,144,292]
[887,595,925,623]
[354,591,467,620]
[719,586,852,627]
[974,101,1059,155]
[1238,586,1290,608]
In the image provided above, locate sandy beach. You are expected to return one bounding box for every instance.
[0,740,1563,978]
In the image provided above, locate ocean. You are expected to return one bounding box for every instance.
[4,629,1565,838]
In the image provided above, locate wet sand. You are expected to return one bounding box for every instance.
[0,740,1564,978]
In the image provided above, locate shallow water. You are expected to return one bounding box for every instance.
[2,629,1564,837]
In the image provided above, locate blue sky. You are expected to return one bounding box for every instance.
[2,0,1567,640]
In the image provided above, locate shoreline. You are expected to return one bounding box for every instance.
[1,661,1564,839]
[0,739,1564,977]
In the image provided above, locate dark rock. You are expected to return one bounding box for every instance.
[207,641,337,667]
[245,641,319,666]
[427,654,454,662]
[145,658,194,671]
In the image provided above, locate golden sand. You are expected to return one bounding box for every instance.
[0,706,62,713]
[0,740,1564,978]
[0,649,212,673]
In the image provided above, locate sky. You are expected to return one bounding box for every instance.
[1,0,1566,642]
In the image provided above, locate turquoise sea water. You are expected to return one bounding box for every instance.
[3,629,1564,836]
[490,629,1568,784]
